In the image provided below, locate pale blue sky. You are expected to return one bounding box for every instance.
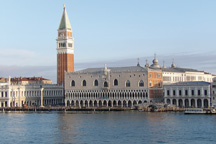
[0,0,216,83]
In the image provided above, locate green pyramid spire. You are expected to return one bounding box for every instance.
[58,4,72,30]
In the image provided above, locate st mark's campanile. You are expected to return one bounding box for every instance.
[57,5,74,85]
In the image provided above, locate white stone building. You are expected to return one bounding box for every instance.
[64,65,163,108]
[164,81,211,108]
[211,78,216,107]
[0,81,64,108]
[162,67,213,84]
[145,56,214,84]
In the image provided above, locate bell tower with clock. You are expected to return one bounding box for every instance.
[57,4,74,85]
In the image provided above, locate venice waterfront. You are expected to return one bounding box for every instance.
[0,111,216,144]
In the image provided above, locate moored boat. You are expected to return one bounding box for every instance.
[184,108,206,114]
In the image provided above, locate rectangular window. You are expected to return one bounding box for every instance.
[173,90,175,96]
[204,90,207,96]
[198,90,201,96]
[185,90,188,96]
[163,76,171,81]
[179,90,182,96]
[63,43,66,47]
[186,76,190,81]
[167,90,170,96]
[158,74,161,78]
[191,76,196,81]
[59,43,66,48]
[191,90,194,96]
[68,43,73,47]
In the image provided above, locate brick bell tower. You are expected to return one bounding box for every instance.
[57,5,74,85]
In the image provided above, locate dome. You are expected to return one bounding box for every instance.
[153,59,158,64]
[150,54,161,68]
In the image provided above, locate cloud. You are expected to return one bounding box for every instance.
[0,49,38,65]
[0,48,56,66]
[0,52,216,84]
[0,49,36,58]
[75,52,216,74]
[0,65,56,83]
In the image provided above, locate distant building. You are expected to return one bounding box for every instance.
[164,81,211,108]
[56,5,74,85]
[0,80,64,108]
[211,78,216,107]
[162,66,213,84]
[0,77,52,85]
[147,55,214,83]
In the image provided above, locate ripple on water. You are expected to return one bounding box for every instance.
[0,111,216,144]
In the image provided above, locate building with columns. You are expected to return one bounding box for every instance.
[57,5,74,85]
[162,66,213,84]
[164,81,211,108]
[0,77,52,85]
[146,55,214,84]
[0,79,64,108]
[211,78,216,107]
[64,64,163,108]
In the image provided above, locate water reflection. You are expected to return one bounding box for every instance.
[1,111,216,144]
[56,112,81,144]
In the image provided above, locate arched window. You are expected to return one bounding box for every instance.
[139,80,144,87]
[114,79,118,86]
[94,80,98,86]
[126,80,130,87]
[82,80,86,86]
[104,81,108,87]
[71,80,75,87]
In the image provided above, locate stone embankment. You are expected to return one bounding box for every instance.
[136,103,185,112]
[0,106,131,112]
[0,104,185,112]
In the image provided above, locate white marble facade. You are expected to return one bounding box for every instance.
[65,66,150,108]
[0,82,64,107]
[164,81,211,108]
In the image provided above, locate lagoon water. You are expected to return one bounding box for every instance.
[0,111,216,144]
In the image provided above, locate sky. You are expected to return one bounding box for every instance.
[0,0,216,83]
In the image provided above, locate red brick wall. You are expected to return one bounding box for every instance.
[57,53,74,85]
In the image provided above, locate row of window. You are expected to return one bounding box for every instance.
[1,92,7,97]
[67,92,147,97]
[71,79,145,87]
[58,43,73,48]
[10,90,63,97]
[68,90,147,93]
[73,74,146,79]
[166,89,208,96]
[163,76,211,82]
[149,81,162,87]
[66,95,147,99]
[149,73,161,78]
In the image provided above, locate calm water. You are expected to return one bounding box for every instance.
[0,111,216,144]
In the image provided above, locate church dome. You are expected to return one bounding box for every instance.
[150,54,161,68]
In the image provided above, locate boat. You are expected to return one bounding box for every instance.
[184,108,206,114]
